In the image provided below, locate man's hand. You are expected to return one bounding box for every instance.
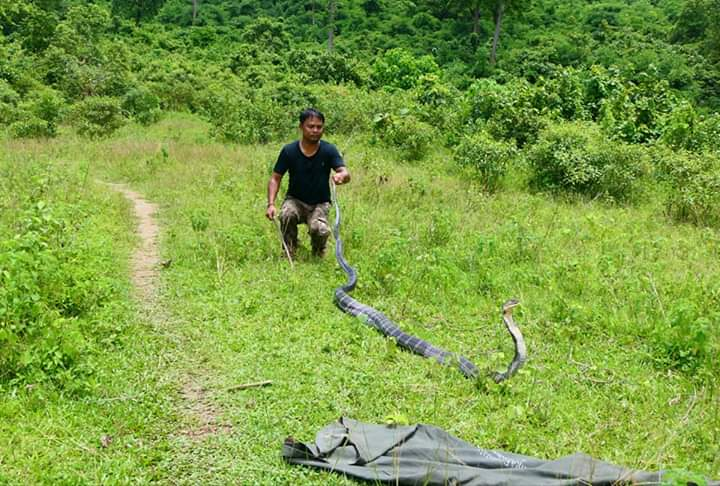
[332,167,351,185]
[266,204,277,220]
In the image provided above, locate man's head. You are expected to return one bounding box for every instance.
[299,108,325,143]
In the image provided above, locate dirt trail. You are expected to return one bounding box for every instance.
[107,182,228,440]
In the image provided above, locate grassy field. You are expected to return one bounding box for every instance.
[1,114,718,484]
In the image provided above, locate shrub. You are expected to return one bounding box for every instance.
[122,86,162,125]
[288,49,366,86]
[311,85,402,136]
[370,48,440,90]
[654,148,720,227]
[204,88,290,144]
[9,117,53,138]
[527,121,648,200]
[463,78,546,147]
[454,131,517,192]
[372,111,434,161]
[71,96,125,138]
[652,301,717,374]
[0,79,20,124]
[598,75,678,143]
[660,103,720,153]
[8,87,65,138]
[0,201,108,387]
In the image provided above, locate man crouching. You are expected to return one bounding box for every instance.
[265,108,351,258]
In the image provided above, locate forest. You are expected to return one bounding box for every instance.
[1,0,719,484]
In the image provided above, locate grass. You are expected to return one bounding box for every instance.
[1,113,718,484]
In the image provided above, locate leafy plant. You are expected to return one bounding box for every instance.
[454,130,517,192]
[652,301,716,375]
[122,86,162,125]
[71,96,125,138]
[372,111,434,161]
[527,121,648,200]
[654,148,720,227]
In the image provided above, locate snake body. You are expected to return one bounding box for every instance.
[330,184,526,382]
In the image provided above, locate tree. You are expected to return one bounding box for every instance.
[327,0,336,52]
[489,0,504,64]
[111,0,165,25]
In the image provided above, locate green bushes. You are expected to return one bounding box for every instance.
[463,78,546,147]
[372,111,434,161]
[0,80,20,124]
[654,148,720,227]
[652,301,717,375]
[204,88,290,144]
[660,103,720,153]
[122,86,162,125]
[8,87,65,138]
[527,121,648,200]
[0,199,116,387]
[454,131,517,192]
[370,48,440,90]
[71,96,125,138]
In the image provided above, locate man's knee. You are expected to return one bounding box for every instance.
[309,219,330,237]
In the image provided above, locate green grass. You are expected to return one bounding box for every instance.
[1,113,718,483]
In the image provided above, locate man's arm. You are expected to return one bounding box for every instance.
[332,166,351,185]
[266,171,283,220]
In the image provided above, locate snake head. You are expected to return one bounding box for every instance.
[502,299,520,314]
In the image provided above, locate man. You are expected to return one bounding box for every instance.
[266,108,351,258]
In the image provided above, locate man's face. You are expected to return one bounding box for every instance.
[300,116,324,143]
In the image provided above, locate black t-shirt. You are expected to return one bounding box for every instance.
[273,140,345,205]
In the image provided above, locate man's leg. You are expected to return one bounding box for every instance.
[308,203,331,257]
[279,198,305,256]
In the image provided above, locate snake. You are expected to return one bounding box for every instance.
[330,182,527,382]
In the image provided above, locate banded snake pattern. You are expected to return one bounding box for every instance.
[330,182,527,382]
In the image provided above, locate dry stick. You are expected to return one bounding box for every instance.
[227,380,273,392]
[647,272,666,319]
[273,217,294,269]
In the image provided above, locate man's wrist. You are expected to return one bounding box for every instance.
[267,202,275,207]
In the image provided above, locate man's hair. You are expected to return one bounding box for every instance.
[299,108,325,125]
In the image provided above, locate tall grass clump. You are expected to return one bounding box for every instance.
[653,147,720,227]
[527,121,649,201]
[454,130,517,192]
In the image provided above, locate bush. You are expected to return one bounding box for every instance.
[0,201,109,387]
[0,79,20,124]
[527,121,648,200]
[660,103,720,153]
[652,301,717,375]
[598,74,678,143]
[370,48,440,90]
[311,85,402,136]
[288,49,366,86]
[204,87,290,144]
[454,131,517,192]
[654,148,720,227]
[71,96,125,138]
[9,117,53,138]
[8,87,65,138]
[372,111,434,161]
[122,86,162,125]
[463,78,546,147]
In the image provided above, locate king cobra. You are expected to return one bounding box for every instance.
[330,182,527,382]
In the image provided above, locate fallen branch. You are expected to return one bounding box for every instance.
[227,380,273,392]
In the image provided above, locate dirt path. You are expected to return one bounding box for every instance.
[107,183,228,440]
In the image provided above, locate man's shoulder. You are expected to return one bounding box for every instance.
[320,140,341,156]
[281,141,299,153]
